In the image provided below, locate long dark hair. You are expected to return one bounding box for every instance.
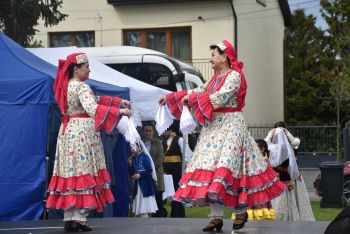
[68,63,84,79]
[274,121,287,128]
[255,139,269,157]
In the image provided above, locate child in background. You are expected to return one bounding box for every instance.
[129,146,158,217]
[232,139,276,221]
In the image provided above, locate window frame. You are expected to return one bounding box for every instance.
[123,27,192,62]
[49,31,95,48]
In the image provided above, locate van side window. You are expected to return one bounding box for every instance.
[143,63,176,91]
[107,63,143,80]
[106,63,176,91]
[180,81,198,90]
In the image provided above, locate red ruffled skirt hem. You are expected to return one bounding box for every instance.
[46,188,115,212]
[48,168,111,193]
[173,166,286,211]
[47,168,115,212]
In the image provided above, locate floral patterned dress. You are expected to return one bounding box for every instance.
[168,70,286,213]
[46,80,115,212]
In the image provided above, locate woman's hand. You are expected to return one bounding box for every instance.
[286,180,294,190]
[158,96,166,106]
[181,95,189,105]
[120,108,132,118]
[128,157,132,166]
[132,173,140,180]
[122,99,131,109]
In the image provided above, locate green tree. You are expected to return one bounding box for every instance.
[0,0,67,46]
[285,10,333,125]
[320,0,350,159]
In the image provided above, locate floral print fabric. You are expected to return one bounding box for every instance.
[173,71,286,212]
[47,80,114,212]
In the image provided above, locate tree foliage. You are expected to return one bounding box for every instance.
[285,10,332,125]
[0,0,67,46]
[286,1,350,125]
[321,0,350,125]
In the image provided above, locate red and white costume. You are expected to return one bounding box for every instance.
[46,53,122,216]
[167,41,286,214]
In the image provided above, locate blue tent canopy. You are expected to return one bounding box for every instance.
[0,32,130,221]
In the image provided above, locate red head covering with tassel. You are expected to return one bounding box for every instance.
[53,53,89,114]
[216,40,247,111]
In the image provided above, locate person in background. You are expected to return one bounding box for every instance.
[265,121,300,152]
[142,121,167,217]
[129,146,158,218]
[46,53,131,232]
[265,121,315,221]
[232,139,276,221]
[162,121,193,218]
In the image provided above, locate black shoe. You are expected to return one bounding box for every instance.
[71,221,93,232]
[202,219,223,232]
[232,212,248,230]
[64,221,73,232]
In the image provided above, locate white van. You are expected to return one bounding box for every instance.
[81,46,204,92]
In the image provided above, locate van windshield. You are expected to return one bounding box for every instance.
[166,56,204,82]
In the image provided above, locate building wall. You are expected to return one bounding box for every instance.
[33,0,286,125]
[235,0,285,125]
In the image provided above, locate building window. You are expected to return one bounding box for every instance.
[123,27,191,61]
[49,31,95,48]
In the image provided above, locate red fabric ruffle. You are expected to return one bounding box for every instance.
[46,187,115,212]
[173,166,286,208]
[95,96,122,134]
[48,168,111,193]
[165,90,188,120]
[188,92,214,125]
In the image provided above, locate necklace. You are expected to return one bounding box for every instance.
[217,68,232,77]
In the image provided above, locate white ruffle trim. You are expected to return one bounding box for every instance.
[116,116,141,147]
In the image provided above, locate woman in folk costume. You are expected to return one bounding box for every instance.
[265,122,315,221]
[159,40,286,231]
[46,53,131,232]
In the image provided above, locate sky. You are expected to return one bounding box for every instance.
[288,0,328,29]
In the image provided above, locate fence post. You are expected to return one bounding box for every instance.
[342,127,349,162]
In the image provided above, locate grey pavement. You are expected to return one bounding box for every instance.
[300,168,321,201]
[0,218,329,234]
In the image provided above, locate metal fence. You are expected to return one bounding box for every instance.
[192,59,214,80]
[248,125,338,153]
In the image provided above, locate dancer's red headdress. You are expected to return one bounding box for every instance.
[215,40,247,110]
[53,53,89,114]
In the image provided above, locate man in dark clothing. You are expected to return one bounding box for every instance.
[162,121,192,218]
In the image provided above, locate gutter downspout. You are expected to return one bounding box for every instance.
[230,0,238,57]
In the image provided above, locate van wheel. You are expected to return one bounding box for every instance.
[344,176,350,206]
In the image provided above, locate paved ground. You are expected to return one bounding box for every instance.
[299,168,321,201]
[0,218,329,234]
[0,169,325,234]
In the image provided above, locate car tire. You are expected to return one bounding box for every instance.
[343,176,350,206]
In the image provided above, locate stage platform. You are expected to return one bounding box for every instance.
[0,218,329,234]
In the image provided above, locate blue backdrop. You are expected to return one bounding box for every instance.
[0,32,130,221]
